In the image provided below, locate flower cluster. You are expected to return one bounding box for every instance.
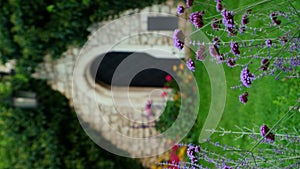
[239,92,248,104]
[156,124,299,168]
[265,39,272,47]
[280,35,287,44]
[189,11,205,29]
[230,41,240,56]
[240,66,255,88]
[196,45,206,61]
[260,124,275,142]
[209,44,223,63]
[186,58,196,71]
[186,0,194,8]
[171,0,298,104]
[211,18,221,30]
[213,37,220,48]
[226,58,236,68]
[270,12,281,25]
[241,13,249,25]
[144,99,152,117]
[215,0,223,12]
[173,29,185,50]
[187,144,200,163]
[177,5,184,15]
[260,58,270,71]
[239,10,250,34]
[221,9,236,36]
[151,146,187,169]
[223,166,233,169]
[165,75,172,82]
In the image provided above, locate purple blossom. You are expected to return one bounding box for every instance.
[213,37,220,48]
[270,12,281,25]
[145,99,152,109]
[239,92,248,104]
[222,9,235,28]
[290,37,300,52]
[260,124,275,142]
[240,66,255,88]
[265,39,272,47]
[260,59,270,71]
[280,36,287,44]
[223,165,233,169]
[186,0,194,8]
[239,26,245,34]
[177,5,184,15]
[290,57,300,67]
[209,45,221,57]
[211,18,221,30]
[190,11,205,29]
[226,58,236,68]
[279,36,287,45]
[187,144,200,163]
[196,45,206,61]
[230,42,240,56]
[221,9,237,36]
[173,29,185,50]
[241,13,249,25]
[216,2,223,12]
[186,58,196,71]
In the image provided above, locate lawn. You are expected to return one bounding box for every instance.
[155,0,299,168]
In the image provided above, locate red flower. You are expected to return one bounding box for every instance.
[165,75,172,82]
[169,145,180,169]
[161,91,167,97]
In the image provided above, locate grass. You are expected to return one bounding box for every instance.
[183,0,300,153]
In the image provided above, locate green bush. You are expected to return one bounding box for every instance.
[0,78,142,169]
[0,0,165,64]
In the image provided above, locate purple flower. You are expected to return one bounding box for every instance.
[241,13,249,25]
[239,26,245,34]
[265,39,272,47]
[186,0,194,8]
[196,45,206,61]
[230,42,240,56]
[177,5,185,15]
[280,36,287,44]
[211,18,221,30]
[190,11,205,29]
[221,9,237,36]
[260,124,275,142]
[239,92,248,104]
[223,165,233,169]
[216,2,223,12]
[290,57,300,68]
[212,37,220,48]
[260,59,270,71]
[240,66,255,88]
[209,45,220,57]
[186,58,195,71]
[145,99,152,109]
[270,12,281,25]
[226,58,236,68]
[173,29,185,50]
[209,44,223,63]
[187,144,200,163]
[222,9,235,28]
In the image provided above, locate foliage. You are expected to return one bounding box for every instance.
[0,77,142,169]
[0,0,166,65]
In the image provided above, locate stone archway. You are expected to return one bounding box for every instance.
[32,1,187,167]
